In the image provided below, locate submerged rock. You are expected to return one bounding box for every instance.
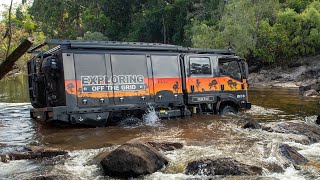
[262,126,274,132]
[185,158,262,176]
[242,120,262,129]
[29,175,68,180]
[299,85,310,95]
[264,162,285,173]
[299,81,320,96]
[266,122,320,144]
[147,142,183,151]
[0,149,68,162]
[278,144,308,166]
[100,141,168,178]
[303,89,319,97]
[0,145,32,155]
[311,82,320,92]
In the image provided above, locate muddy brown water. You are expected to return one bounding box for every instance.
[0,76,320,179]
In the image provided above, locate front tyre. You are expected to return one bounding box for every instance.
[220,105,237,115]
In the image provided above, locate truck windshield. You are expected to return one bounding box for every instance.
[219,59,241,81]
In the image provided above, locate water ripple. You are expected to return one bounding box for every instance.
[0,103,35,146]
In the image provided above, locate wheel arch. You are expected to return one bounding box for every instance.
[216,95,239,114]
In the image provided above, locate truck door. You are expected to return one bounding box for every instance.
[110,54,151,105]
[184,55,219,104]
[218,57,246,94]
[73,53,111,108]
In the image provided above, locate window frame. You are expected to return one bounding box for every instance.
[151,55,181,78]
[188,56,213,77]
[218,58,242,81]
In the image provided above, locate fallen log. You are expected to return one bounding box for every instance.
[0,37,34,80]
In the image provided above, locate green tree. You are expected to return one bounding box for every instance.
[191,0,279,58]
[251,1,320,64]
[281,0,314,13]
[22,0,320,66]
[254,20,292,63]
[123,0,195,45]
[30,0,82,39]
[77,31,108,41]
[0,3,46,73]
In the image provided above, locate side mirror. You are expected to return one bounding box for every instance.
[241,61,249,79]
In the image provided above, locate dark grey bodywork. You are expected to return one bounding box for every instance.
[27,40,251,126]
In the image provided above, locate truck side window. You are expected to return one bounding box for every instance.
[219,60,241,81]
[189,57,211,76]
[152,56,180,77]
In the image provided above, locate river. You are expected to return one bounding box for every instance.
[0,76,319,179]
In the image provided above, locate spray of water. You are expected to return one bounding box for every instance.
[143,105,160,126]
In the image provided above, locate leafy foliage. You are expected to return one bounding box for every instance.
[77,31,108,41]
[2,0,320,72]
[255,1,320,63]
[191,0,320,64]
[0,3,46,73]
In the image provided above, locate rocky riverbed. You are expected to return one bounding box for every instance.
[248,55,320,97]
[2,116,320,179]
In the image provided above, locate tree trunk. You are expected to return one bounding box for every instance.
[4,0,13,59]
[0,37,34,80]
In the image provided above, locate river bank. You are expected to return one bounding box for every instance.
[248,55,320,90]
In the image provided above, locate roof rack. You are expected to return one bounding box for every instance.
[29,39,235,55]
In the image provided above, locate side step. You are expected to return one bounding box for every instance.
[156,108,191,118]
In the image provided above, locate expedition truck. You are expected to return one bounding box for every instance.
[27,40,251,126]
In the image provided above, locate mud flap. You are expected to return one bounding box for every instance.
[216,101,222,114]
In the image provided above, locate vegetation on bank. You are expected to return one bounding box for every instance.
[0,3,45,74]
[1,0,320,73]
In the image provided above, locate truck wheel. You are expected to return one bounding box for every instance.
[118,117,142,127]
[220,105,237,115]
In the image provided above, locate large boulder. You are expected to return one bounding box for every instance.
[278,144,308,166]
[242,120,262,129]
[310,83,320,92]
[247,73,266,85]
[264,162,284,173]
[100,141,168,178]
[299,81,320,96]
[303,89,319,97]
[185,158,262,176]
[256,74,267,83]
